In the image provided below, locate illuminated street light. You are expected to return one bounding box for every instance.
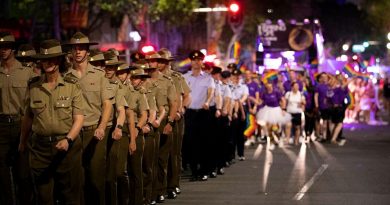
[342,44,349,51]
[387,42,390,49]
[363,42,369,47]
[387,32,390,41]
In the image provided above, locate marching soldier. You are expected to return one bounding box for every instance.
[16,44,40,75]
[146,52,178,203]
[63,32,112,205]
[127,68,150,205]
[183,50,215,182]
[103,52,131,205]
[158,48,191,197]
[88,49,106,69]
[133,60,166,205]
[19,39,84,204]
[230,69,249,161]
[0,32,36,205]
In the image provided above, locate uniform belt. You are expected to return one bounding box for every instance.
[33,134,67,143]
[83,124,98,131]
[0,114,21,123]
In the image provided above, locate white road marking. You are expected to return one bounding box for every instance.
[293,164,329,200]
[253,144,263,160]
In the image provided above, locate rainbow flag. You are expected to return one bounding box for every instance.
[343,63,370,80]
[346,92,355,110]
[262,70,278,84]
[233,41,241,61]
[244,114,257,138]
[178,58,191,68]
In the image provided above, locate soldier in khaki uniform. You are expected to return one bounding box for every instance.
[134,60,167,205]
[146,52,178,203]
[103,53,132,205]
[16,44,40,75]
[19,39,84,205]
[0,32,36,204]
[88,49,106,69]
[158,48,191,197]
[63,32,112,205]
[127,68,150,205]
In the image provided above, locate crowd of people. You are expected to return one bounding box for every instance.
[0,31,388,205]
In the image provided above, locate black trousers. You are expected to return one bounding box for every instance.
[183,109,209,177]
[216,116,230,168]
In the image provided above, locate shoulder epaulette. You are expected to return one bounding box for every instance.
[109,79,119,84]
[138,86,148,94]
[64,76,79,84]
[162,74,172,81]
[28,76,40,86]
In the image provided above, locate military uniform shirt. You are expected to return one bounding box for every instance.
[122,83,149,122]
[0,60,35,115]
[143,81,159,112]
[220,83,232,99]
[25,75,83,136]
[156,72,176,113]
[232,83,249,101]
[210,79,221,107]
[64,63,111,126]
[107,77,127,126]
[184,71,215,109]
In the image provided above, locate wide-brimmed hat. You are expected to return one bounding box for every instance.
[107,48,120,56]
[133,59,157,70]
[130,68,151,78]
[63,32,98,46]
[158,48,175,61]
[188,50,205,60]
[0,32,15,46]
[16,44,36,59]
[116,63,132,72]
[104,51,124,66]
[145,52,164,61]
[89,49,105,62]
[32,39,66,59]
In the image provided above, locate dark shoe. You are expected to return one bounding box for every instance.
[156,195,165,203]
[175,187,181,194]
[167,191,177,199]
[210,171,217,178]
[199,175,208,181]
[150,200,157,205]
[217,168,225,175]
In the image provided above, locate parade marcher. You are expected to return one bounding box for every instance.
[158,48,191,197]
[102,52,132,205]
[63,32,112,205]
[183,50,215,182]
[0,32,36,205]
[303,76,317,141]
[245,71,262,145]
[383,77,390,116]
[146,52,178,203]
[128,68,150,205]
[217,70,233,174]
[207,66,222,177]
[256,81,291,150]
[314,72,331,142]
[134,60,165,205]
[88,49,106,68]
[285,82,306,145]
[230,69,249,161]
[19,39,84,204]
[16,44,40,75]
[284,70,303,92]
[328,75,350,144]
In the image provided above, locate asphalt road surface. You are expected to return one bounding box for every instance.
[169,122,390,205]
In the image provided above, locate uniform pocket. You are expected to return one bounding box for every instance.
[30,102,46,115]
[55,100,72,120]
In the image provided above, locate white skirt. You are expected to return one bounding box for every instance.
[256,106,292,126]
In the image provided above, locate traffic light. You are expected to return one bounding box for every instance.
[228,2,243,25]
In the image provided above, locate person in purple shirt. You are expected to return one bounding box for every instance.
[256,82,291,149]
[329,75,351,144]
[303,77,317,140]
[283,70,303,92]
[314,72,331,142]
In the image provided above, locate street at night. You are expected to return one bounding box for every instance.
[172,122,390,205]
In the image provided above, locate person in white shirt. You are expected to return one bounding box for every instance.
[285,82,305,145]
